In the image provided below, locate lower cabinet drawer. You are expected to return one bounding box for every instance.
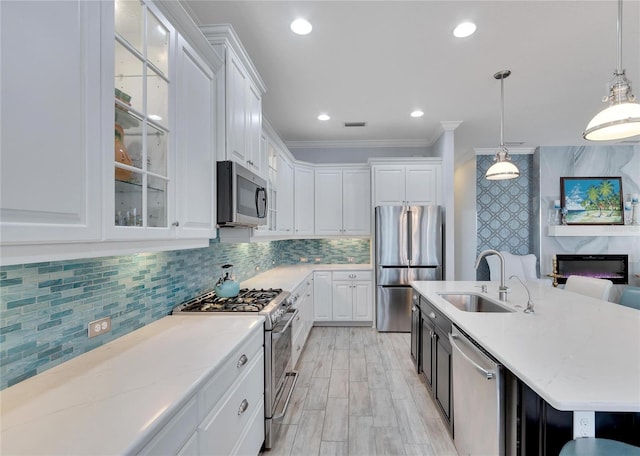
[232,395,265,456]
[198,328,263,422]
[198,351,265,455]
[332,270,372,281]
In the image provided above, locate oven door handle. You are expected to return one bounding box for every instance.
[272,308,299,339]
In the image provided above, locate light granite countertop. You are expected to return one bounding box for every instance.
[0,315,264,455]
[411,280,640,412]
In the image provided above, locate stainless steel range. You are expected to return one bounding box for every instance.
[172,288,298,450]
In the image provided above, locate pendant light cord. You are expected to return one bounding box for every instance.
[500,75,505,148]
[617,0,622,74]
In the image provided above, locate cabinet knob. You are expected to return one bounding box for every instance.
[238,399,249,415]
[297,345,301,352]
[237,354,248,368]
[172,221,180,227]
[429,312,436,319]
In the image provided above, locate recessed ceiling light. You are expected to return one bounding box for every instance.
[410,110,424,118]
[317,114,330,121]
[291,18,312,35]
[453,22,476,38]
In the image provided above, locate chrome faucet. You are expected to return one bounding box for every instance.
[510,275,535,314]
[475,249,509,301]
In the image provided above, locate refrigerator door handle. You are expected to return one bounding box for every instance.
[406,208,412,265]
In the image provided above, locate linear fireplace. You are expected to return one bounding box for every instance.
[551,254,629,285]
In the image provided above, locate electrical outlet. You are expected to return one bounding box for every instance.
[88,317,112,338]
[573,411,595,438]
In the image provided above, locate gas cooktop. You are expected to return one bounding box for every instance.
[174,288,285,313]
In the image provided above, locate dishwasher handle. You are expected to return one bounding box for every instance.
[449,333,495,380]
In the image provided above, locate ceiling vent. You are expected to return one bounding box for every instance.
[344,122,367,127]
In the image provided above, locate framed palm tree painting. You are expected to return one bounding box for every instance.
[560,177,624,225]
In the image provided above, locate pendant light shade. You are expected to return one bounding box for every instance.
[584,0,640,141]
[486,70,520,181]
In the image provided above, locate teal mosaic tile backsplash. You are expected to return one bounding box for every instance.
[0,237,370,389]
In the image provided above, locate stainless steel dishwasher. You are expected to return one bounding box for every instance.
[449,325,505,455]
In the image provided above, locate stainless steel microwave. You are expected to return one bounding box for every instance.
[217,161,267,227]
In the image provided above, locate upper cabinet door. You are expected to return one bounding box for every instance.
[227,52,248,165]
[245,82,263,176]
[373,166,406,206]
[405,165,439,206]
[294,166,314,235]
[314,169,343,235]
[175,36,216,239]
[342,169,371,235]
[0,0,102,244]
[108,0,175,239]
[275,152,294,233]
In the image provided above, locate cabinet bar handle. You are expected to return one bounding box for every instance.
[237,354,248,368]
[172,221,180,227]
[238,399,249,415]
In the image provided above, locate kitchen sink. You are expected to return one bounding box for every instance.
[438,293,513,313]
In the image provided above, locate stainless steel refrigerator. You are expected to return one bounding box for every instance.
[375,205,443,332]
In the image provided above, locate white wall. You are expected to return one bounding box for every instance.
[433,122,461,280]
[454,156,477,280]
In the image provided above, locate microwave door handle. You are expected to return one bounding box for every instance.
[256,187,267,218]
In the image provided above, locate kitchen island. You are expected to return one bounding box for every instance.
[411,280,640,413]
[412,280,640,452]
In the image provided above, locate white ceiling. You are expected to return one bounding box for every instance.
[180,0,640,162]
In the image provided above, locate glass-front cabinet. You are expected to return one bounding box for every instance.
[113,0,171,231]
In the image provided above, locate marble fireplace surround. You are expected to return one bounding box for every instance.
[535,145,639,301]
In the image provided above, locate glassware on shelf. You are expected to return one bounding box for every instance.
[632,194,639,226]
[548,199,562,225]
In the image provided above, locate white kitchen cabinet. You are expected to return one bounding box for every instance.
[175,35,216,239]
[0,0,102,244]
[331,270,373,322]
[197,324,264,456]
[137,322,264,456]
[276,151,294,234]
[107,0,176,239]
[314,167,371,236]
[314,270,373,322]
[0,1,218,265]
[313,271,333,321]
[294,165,315,236]
[203,25,266,178]
[372,162,441,206]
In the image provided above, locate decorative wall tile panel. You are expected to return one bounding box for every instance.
[476,154,535,279]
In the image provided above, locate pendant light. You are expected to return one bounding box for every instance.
[486,70,520,180]
[583,0,640,141]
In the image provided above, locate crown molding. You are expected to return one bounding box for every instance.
[285,139,431,149]
[200,23,267,94]
[440,121,463,131]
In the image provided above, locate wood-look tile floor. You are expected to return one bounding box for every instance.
[268,326,458,456]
